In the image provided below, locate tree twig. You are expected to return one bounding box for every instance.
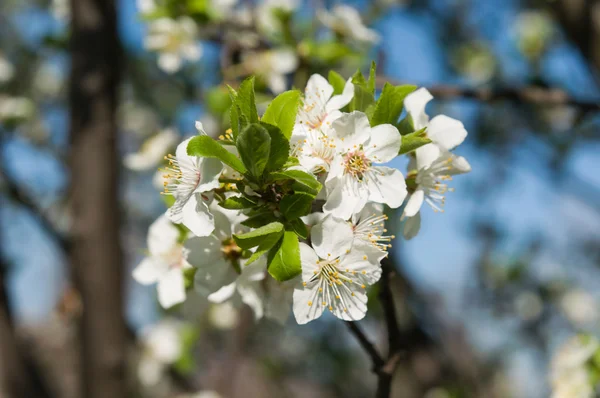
[377,76,600,112]
[344,322,384,370]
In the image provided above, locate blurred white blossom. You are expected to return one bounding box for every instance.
[242,49,298,93]
[124,128,179,171]
[560,289,599,327]
[514,10,555,60]
[138,318,183,386]
[319,5,380,44]
[145,17,203,73]
[550,335,598,398]
[0,53,14,83]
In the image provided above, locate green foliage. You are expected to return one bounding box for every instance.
[260,122,290,173]
[270,169,322,196]
[267,231,302,281]
[237,124,271,179]
[233,221,284,250]
[328,70,346,95]
[219,196,256,210]
[399,128,432,155]
[349,68,376,114]
[299,40,355,64]
[205,85,232,116]
[279,192,314,219]
[371,83,417,126]
[186,136,247,174]
[261,90,301,139]
[288,218,308,239]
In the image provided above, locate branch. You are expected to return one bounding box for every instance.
[344,322,384,370]
[377,76,600,112]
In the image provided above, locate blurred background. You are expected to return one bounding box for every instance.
[1,0,600,397]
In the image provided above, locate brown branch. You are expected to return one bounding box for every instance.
[344,322,385,370]
[377,76,600,112]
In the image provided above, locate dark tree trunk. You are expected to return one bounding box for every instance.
[69,0,127,396]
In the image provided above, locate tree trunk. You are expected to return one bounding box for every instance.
[69,0,127,396]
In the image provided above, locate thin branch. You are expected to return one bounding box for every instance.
[344,321,385,370]
[377,76,600,112]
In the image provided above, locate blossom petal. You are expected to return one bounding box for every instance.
[330,111,371,151]
[415,143,441,170]
[147,214,179,256]
[323,177,368,220]
[404,88,432,130]
[343,250,383,285]
[264,280,294,325]
[237,282,265,320]
[299,242,319,282]
[365,124,401,163]
[306,74,334,105]
[329,285,368,322]
[182,194,215,237]
[185,235,224,269]
[448,154,471,175]
[365,166,407,208]
[310,215,354,260]
[133,258,168,285]
[427,115,467,150]
[196,158,223,192]
[157,268,186,308]
[326,78,354,112]
[158,53,182,73]
[403,212,421,240]
[403,189,424,218]
[293,285,326,325]
[207,281,237,303]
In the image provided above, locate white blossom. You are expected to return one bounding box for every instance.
[0,53,14,83]
[560,289,599,327]
[257,0,299,34]
[404,88,468,168]
[349,203,392,260]
[293,215,382,324]
[138,318,183,386]
[145,17,202,73]
[243,49,298,93]
[124,128,179,171]
[323,111,407,219]
[319,5,380,45]
[0,96,35,122]
[550,335,598,398]
[133,215,190,308]
[162,124,223,237]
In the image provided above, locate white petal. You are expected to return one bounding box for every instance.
[182,194,215,237]
[157,268,186,308]
[323,177,369,220]
[133,258,168,285]
[403,189,424,218]
[326,78,354,112]
[270,49,298,73]
[403,212,421,240]
[365,124,401,163]
[343,250,383,284]
[404,88,432,130]
[185,235,223,269]
[310,215,354,259]
[415,143,441,170]
[207,281,237,303]
[427,115,467,150]
[330,111,371,151]
[448,154,471,174]
[301,212,326,227]
[158,53,182,73]
[268,74,286,94]
[365,166,407,208]
[293,285,325,325]
[299,242,319,282]
[237,282,265,320]
[182,43,202,61]
[329,285,368,322]
[196,157,223,192]
[306,74,334,105]
[194,258,237,297]
[264,280,294,324]
[147,214,179,255]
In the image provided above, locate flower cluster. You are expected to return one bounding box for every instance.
[133,64,470,325]
[550,335,600,398]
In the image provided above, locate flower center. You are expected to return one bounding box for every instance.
[221,238,242,263]
[344,150,371,179]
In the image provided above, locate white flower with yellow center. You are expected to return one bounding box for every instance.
[185,205,266,319]
[124,128,179,171]
[293,215,382,324]
[322,111,407,219]
[319,5,380,45]
[404,88,468,168]
[162,124,223,237]
[401,151,471,239]
[132,215,190,309]
[350,203,393,261]
[145,17,202,73]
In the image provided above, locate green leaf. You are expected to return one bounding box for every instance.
[237,124,271,178]
[227,86,242,140]
[267,231,301,281]
[300,40,354,64]
[279,192,314,219]
[245,232,282,265]
[260,122,290,172]
[349,69,375,112]
[219,196,256,210]
[241,211,278,228]
[367,61,376,95]
[399,128,431,155]
[206,85,232,116]
[233,222,284,250]
[237,76,259,124]
[288,218,308,239]
[261,90,301,139]
[371,83,417,127]
[187,136,247,174]
[271,169,322,196]
[283,157,300,168]
[396,116,415,135]
[328,70,346,95]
